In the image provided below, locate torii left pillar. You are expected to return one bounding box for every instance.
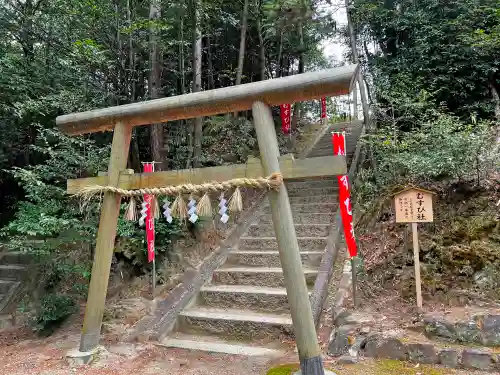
[80,122,132,352]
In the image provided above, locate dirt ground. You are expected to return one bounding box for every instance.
[0,332,494,375]
[0,264,493,375]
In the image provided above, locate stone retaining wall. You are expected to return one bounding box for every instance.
[424,314,500,347]
[328,311,500,372]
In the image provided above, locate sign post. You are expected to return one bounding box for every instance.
[393,187,436,310]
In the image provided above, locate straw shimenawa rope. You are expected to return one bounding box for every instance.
[73,172,283,200]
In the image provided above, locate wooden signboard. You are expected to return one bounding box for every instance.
[394,188,434,223]
[392,187,436,310]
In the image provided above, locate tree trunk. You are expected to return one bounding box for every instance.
[277,30,284,78]
[256,14,266,81]
[115,2,122,105]
[207,36,215,89]
[345,0,369,123]
[179,18,186,94]
[291,15,305,133]
[345,0,377,175]
[148,0,164,170]
[191,0,203,168]
[127,0,136,102]
[233,0,249,117]
[127,0,141,171]
[235,0,249,85]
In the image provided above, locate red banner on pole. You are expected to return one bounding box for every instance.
[332,131,346,156]
[332,132,357,257]
[321,97,327,119]
[143,163,155,263]
[280,103,291,134]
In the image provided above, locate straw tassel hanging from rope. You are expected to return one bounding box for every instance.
[228,187,243,213]
[171,194,188,220]
[124,198,137,221]
[152,196,160,219]
[197,193,212,217]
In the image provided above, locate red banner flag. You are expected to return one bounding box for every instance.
[321,97,327,119]
[143,163,155,263]
[280,103,291,134]
[332,132,357,257]
[332,131,346,156]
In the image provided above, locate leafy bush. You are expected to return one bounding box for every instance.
[202,116,258,165]
[356,112,498,213]
[375,114,496,182]
[115,211,185,268]
[33,294,77,334]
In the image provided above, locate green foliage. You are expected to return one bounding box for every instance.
[355,109,498,216]
[115,211,185,268]
[351,0,500,119]
[0,127,106,328]
[371,114,496,184]
[202,117,258,165]
[33,294,77,334]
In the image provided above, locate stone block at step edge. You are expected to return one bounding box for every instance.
[334,311,375,328]
[454,321,482,344]
[337,355,358,365]
[423,316,456,341]
[461,349,493,371]
[328,324,357,357]
[438,348,459,368]
[475,314,500,346]
[362,333,408,361]
[407,343,438,364]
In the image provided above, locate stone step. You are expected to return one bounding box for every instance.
[0,280,16,294]
[177,307,293,340]
[309,147,356,155]
[287,195,338,205]
[314,140,358,148]
[211,267,318,288]
[285,179,336,189]
[160,332,284,356]
[199,285,296,313]
[0,265,27,280]
[262,203,338,214]
[226,250,323,268]
[312,141,357,148]
[287,186,338,197]
[259,213,336,224]
[246,223,331,237]
[0,251,30,265]
[0,281,20,313]
[308,151,354,159]
[238,236,327,251]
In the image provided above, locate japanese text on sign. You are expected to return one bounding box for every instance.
[394,188,434,223]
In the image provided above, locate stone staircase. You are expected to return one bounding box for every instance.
[159,121,363,355]
[0,250,29,313]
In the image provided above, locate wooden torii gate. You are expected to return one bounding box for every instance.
[57,65,358,375]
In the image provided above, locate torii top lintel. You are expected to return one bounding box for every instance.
[56,65,359,136]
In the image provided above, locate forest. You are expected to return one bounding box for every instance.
[0,0,498,330]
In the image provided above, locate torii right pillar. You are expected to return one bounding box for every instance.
[253,101,337,375]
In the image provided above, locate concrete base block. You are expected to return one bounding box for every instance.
[66,346,104,366]
[293,370,338,375]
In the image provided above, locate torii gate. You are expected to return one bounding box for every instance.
[57,65,359,375]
